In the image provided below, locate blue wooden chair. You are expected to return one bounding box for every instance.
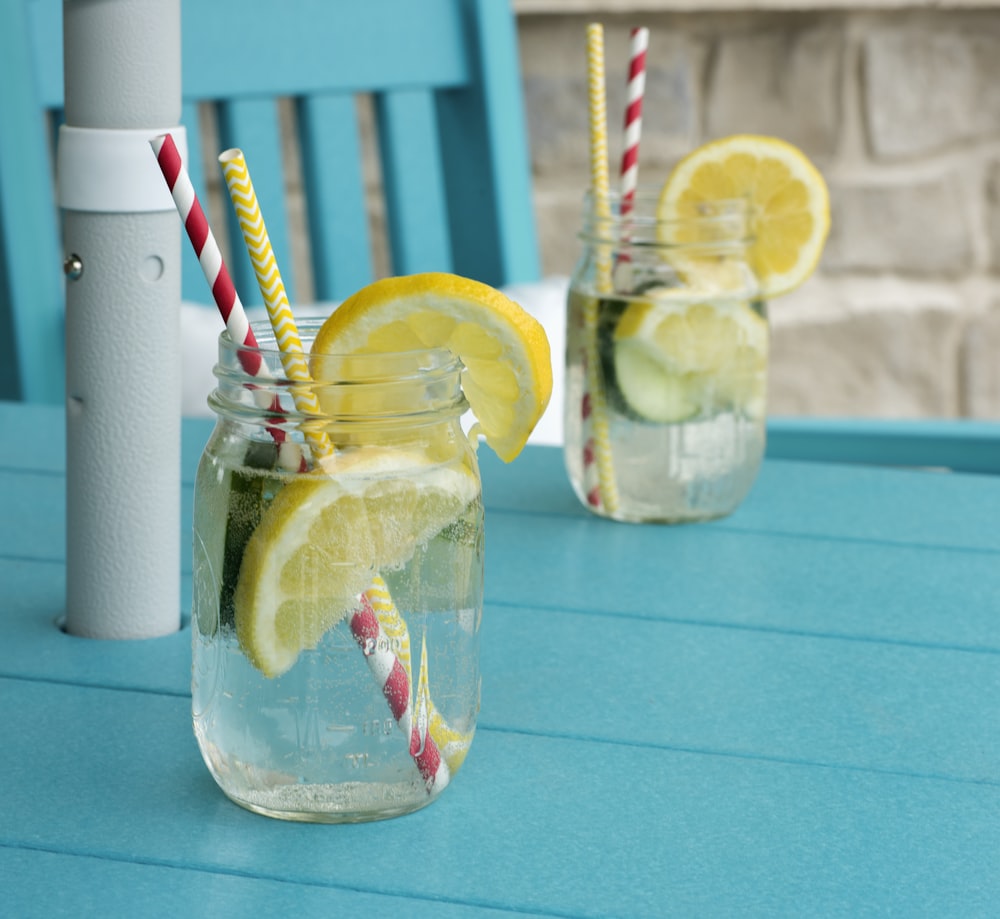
[0,0,540,404]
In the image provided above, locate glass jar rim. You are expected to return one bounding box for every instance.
[583,185,750,214]
[210,317,469,429]
[217,317,463,385]
[580,186,753,245]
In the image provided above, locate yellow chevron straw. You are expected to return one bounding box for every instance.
[584,23,620,513]
[219,148,334,461]
[414,632,474,773]
[364,577,473,772]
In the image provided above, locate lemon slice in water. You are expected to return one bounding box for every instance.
[612,295,768,423]
[233,446,479,678]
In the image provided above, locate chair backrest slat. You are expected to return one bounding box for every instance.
[181,0,469,98]
[377,89,453,277]
[298,94,373,301]
[439,0,542,286]
[0,0,64,403]
[215,98,295,305]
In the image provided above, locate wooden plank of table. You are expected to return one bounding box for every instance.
[0,558,191,693]
[476,446,1000,552]
[3,678,999,918]
[4,405,997,554]
[2,546,997,784]
[480,601,1000,783]
[484,509,1000,649]
[1,848,548,919]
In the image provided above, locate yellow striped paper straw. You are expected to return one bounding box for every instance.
[219,148,334,462]
[584,23,620,513]
[414,632,474,774]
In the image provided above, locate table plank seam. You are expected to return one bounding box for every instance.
[0,551,64,565]
[0,465,65,479]
[709,523,1000,557]
[0,672,190,698]
[486,598,1000,656]
[484,506,1000,554]
[0,840,578,919]
[482,725,1000,789]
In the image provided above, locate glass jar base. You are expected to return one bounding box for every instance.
[565,412,765,524]
[218,779,439,824]
[574,496,740,525]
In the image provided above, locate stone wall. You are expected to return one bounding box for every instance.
[516,5,1000,419]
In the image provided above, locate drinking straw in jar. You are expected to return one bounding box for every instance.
[219,148,335,463]
[619,27,648,223]
[581,23,620,513]
[149,133,303,472]
[351,580,472,791]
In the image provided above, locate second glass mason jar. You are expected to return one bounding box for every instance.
[564,189,767,523]
[192,319,484,822]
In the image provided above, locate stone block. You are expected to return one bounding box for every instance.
[768,303,963,417]
[960,303,1000,418]
[863,22,1000,159]
[823,178,973,277]
[533,178,592,276]
[706,24,842,159]
[985,159,1000,273]
[519,17,700,175]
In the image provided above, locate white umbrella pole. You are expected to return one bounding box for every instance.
[60,0,185,638]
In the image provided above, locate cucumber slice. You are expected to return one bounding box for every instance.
[611,296,767,423]
[218,441,280,630]
[613,338,701,423]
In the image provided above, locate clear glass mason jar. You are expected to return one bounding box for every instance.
[564,189,767,523]
[192,319,484,822]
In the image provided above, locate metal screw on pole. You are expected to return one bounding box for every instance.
[63,255,84,280]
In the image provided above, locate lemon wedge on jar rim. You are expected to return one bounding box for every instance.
[657,133,830,299]
[611,135,829,424]
[311,272,552,463]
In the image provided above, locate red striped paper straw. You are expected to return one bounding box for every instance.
[150,133,302,470]
[351,590,451,792]
[619,27,648,219]
[152,134,260,373]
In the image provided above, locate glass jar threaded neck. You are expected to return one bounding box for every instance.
[209,318,467,442]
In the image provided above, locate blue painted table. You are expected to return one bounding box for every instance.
[3,401,999,917]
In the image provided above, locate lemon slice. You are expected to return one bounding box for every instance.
[612,295,768,422]
[658,135,830,298]
[311,273,552,463]
[233,445,479,678]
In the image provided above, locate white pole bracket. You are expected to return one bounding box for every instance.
[57,124,188,213]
